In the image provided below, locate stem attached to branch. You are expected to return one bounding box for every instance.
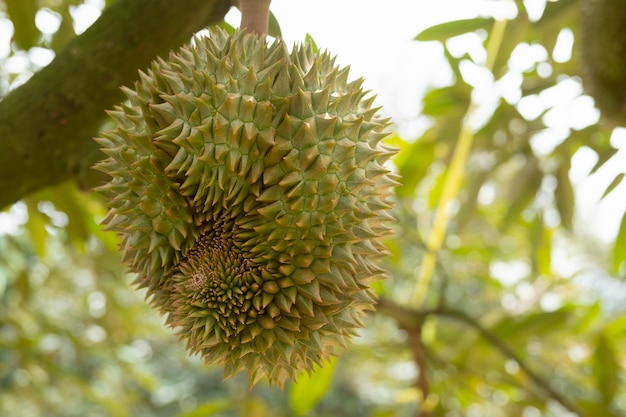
[239,0,271,36]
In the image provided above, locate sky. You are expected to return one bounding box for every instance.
[226,0,518,136]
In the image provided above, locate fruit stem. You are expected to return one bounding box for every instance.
[240,0,271,36]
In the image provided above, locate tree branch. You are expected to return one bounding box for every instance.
[376,298,588,417]
[0,0,232,209]
[406,325,431,417]
[437,309,588,417]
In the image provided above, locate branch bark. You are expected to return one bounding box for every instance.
[376,298,588,417]
[0,0,232,209]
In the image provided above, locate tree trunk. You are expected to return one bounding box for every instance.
[0,0,232,209]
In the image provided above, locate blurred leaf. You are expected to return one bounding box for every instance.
[241,397,268,417]
[520,74,558,96]
[177,399,231,417]
[490,16,530,78]
[531,216,552,276]
[305,33,319,53]
[455,170,489,232]
[391,134,436,198]
[50,5,77,52]
[605,315,626,339]
[574,301,602,334]
[533,0,579,55]
[539,0,579,23]
[37,182,91,250]
[24,199,48,257]
[427,167,447,209]
[612,211,626,275]
[578,400,620,417]
[289,358,337,416]
[13,271,30,302]
[414,18,494,42]
[5,0,40,50]
[555,159,574,230]
[590,147,618,175]
[421,84,471,117]
[370,409,401,417]
[268,11,282,37]
[601,173,625,199]
[593,332,619,405]
[490,309,571,342]
[502,153,543,228]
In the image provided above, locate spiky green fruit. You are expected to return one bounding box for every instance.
[94,28,397,387]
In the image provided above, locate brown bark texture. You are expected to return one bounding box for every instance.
[0,0,232,209]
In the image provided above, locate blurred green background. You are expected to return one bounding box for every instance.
[2,0,626,416]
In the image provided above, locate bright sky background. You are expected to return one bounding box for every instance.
[227,0,625,243]
[227,0,518,137]
[1,0,625,245]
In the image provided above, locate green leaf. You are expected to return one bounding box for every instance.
[578,400,620,417]
[455,170,489,232]
[391,134,436,198]
[421,84,471,116]
[5,0,40,50]
[590,147,618,174]
[612,211,626,275]
[268,11,282,37]
[531,216,552,276]
[24,199,48,258]
[50,5,77,52]
[305,33,319,54]
[289,358,337,416]
[176,399,231,417]
[414,18,494,42]
[601,173,624,199]
[490,16,530,78]
[37,182,90,250]
[501,154,543,228]
[538,0,578,23]
[490,309,571,342]
[592,332,619,405]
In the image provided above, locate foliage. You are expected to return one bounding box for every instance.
[1,0,626,416]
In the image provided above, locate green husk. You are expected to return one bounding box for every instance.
[95,28,397,388]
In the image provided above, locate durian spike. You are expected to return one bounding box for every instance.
[240,0,271,36]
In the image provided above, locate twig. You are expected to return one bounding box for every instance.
[437,309,588,417]
[377,298,430,416]
[375,298,588,417]
[406,325,431,417]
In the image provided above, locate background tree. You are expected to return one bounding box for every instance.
[1,1,626,416]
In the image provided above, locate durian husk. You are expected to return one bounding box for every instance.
[94,28,398,387]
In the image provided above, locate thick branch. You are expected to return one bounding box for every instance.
[0,0,232,209]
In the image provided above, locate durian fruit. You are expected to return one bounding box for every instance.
[94,27,397,387]
[579,0,626,126]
